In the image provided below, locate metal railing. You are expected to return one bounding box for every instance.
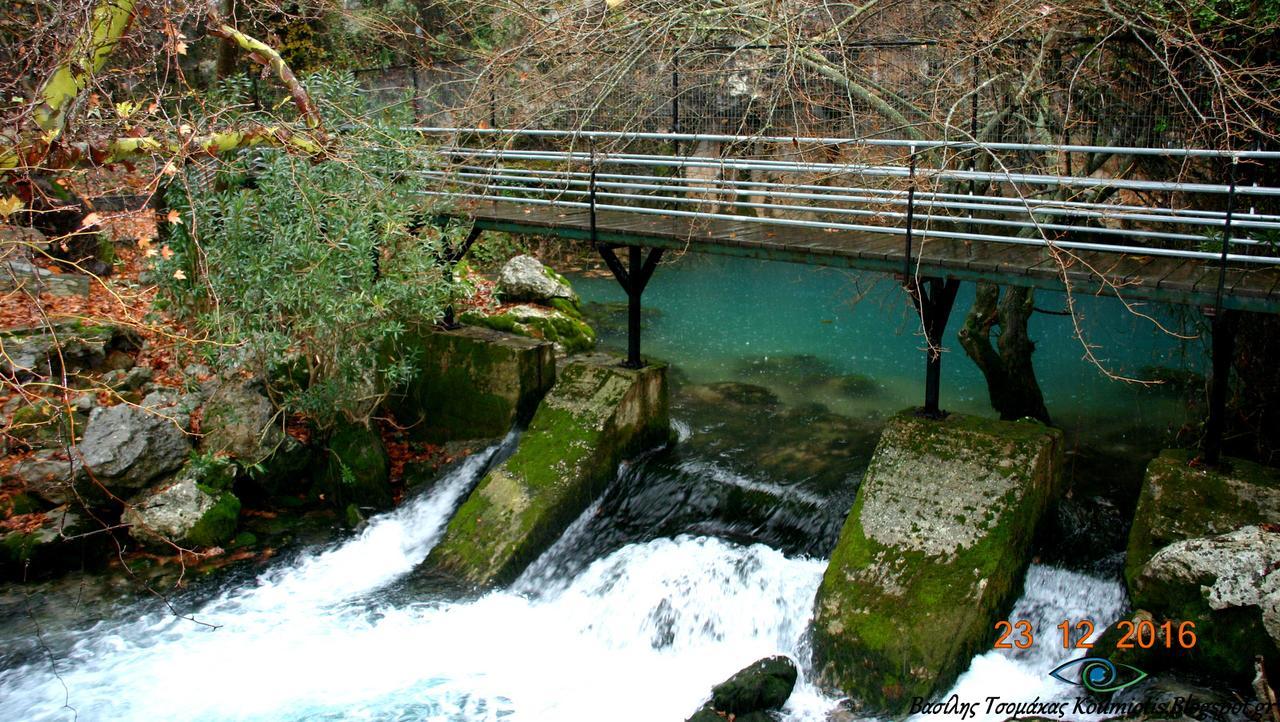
[409,128,1280,269]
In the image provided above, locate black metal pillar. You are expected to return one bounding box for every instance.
[597,244,664,369]
[1202,310,1238,466]
[908,277,962,418]
[440,225,483,329]
[1202,156,1240,466]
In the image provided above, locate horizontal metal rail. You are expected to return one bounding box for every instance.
[410,126,1280,160]
[417,190,1280,265]
[439,163,1280,226]
[436,147,1280,197]
[417,167,1280,244]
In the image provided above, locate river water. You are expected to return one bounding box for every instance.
[0,255,1197,721]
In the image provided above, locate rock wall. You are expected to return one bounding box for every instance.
[389,326,556,442]
[811,412,1063,713]
[426,354,670,588]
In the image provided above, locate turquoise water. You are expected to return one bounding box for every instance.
[572,253,1202,440]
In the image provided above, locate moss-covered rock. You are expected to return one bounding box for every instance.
[319,423,392,512]
[811,412,1063,713]
[1,505,92,569]
[426,354,670,588]
[1129,525,1280,686]
[389,325,556,443]
[1125,449,1280,590]
[122,462,242,549]
[461,304,596,355]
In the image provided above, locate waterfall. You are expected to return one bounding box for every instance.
[0,431,1129,722]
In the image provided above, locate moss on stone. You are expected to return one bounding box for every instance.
[320,423,392,511]
[1125,449,1280,590]
[186,492,241,548]
[462,305,596,355]
[811,411,1063,713]
[389,325,556,442]
[426,356,669,588]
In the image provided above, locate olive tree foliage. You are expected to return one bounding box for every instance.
[431,0,1276,423]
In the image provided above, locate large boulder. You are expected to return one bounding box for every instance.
[426,354,670,588]
[686,656,799,721]
[389,325,556,442]
[79,392,195,493]
[1125,450,1280,589]
[200,379,283,466]
[462,304,595,355]
[1128,525,1280,685]
[496,254,577,305]
[811,412,1063,713]
[122,463,241,549]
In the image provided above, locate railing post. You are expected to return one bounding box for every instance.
[903,147,917,281]
[671,60,681,158]
[626,245,643,368]
[1202,155,1240,466]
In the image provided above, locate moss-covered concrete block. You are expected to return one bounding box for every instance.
[811,412,1063,713]
[390,325,556,442]
[1125,449,1280,590]
[427,354,670,588]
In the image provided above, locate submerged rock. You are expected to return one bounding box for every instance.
[1130,525,1280,685]
[686,655,798,721]
[496,254,577,306]
[811,412,1063,713]
[389,325,556,442]
[427,354,670,588]
[123,466,241,549]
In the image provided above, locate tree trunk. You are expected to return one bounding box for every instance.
[215,0,240,78]
[957,283,1052,424]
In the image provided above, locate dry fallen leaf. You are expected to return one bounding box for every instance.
[80,212,102,228]
[172,269,187,280]
[160,245,174,260]
[166,209,181,224]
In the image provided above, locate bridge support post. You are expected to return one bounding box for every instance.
[597,244,664,369]
[907,277,961,418]
[440,225,483,329]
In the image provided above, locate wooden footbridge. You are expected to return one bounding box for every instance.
[414,127,1280,463]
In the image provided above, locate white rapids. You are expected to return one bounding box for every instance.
[0,435,1128,722]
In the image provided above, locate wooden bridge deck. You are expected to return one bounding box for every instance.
[449,200,1280,313]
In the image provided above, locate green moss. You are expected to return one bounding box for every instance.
[427,359,669,587]
[812,411,1062,712]
[186,492,241,548]
[388,326,555,442]
[463,306,596,354]
[320,423,392,510]
[1126,449,1280,589]
[230,531,258,549]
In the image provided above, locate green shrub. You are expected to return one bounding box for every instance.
[159,72,462,430]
